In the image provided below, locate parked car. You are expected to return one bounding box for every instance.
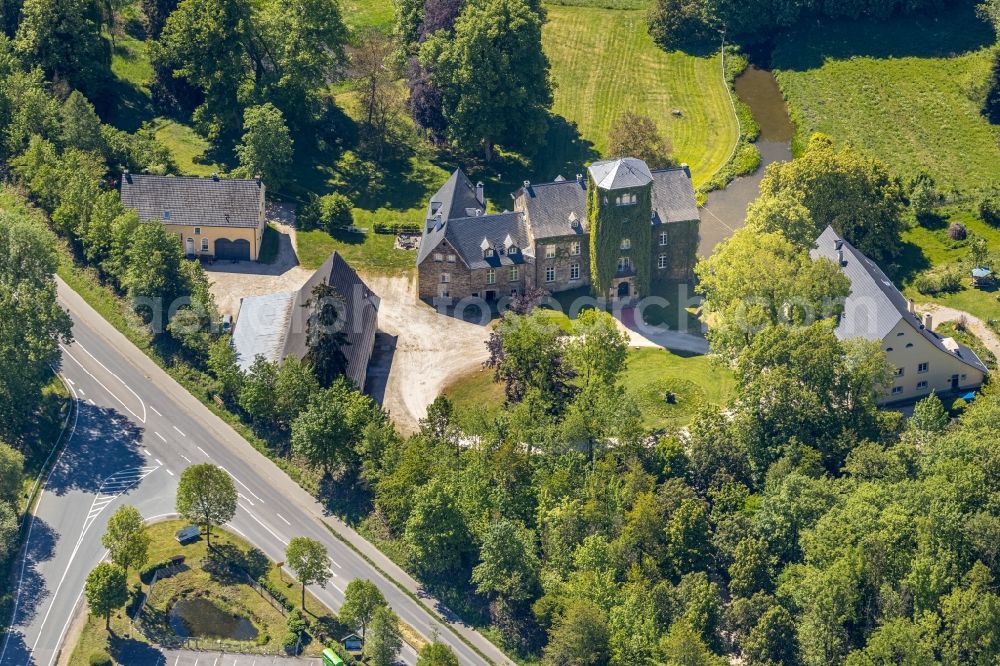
[221,314,233,333]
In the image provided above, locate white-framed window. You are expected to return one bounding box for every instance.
[659,231,668,246]
[201,238,209,252]
[440,273,450,283]
[484,248,495,258]
[570,242,581,256]
[508,245,519,255]
[486,269,496,284]
[617,257,630,272]
[545,266,555,282]
[620,238,631,250]
[917,380,929,390]
[433,252,444,262]
[545,245,556,259]
[918,362,929,373]
[570,263,580,280]
[511,289,518,296]
[510,266,519,282]
[896,367,904,377]
[194,227,201,235]
[891,386,903,395]
[657,254,668,269]
[447,254,456,262]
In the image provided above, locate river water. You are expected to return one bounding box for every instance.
[698,65,794,256]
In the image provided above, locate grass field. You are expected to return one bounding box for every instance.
[67,520,345,663]
[773,7,1000,193]
[543,5,738,186]
[296,227,416,273]
[153,119,223,177]
[443,346,734,432]
[899,207,1000,323]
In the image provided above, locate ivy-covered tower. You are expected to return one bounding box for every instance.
[587,157,654,299]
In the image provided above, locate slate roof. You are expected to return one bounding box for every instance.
[588,158,654,190]
[811,226,988,374]
[233,252,380,390]
[120,173,264,228]
[445,212,532,270]
[517,178,587,240]
[650,167,700,224]
[418,169,487,265]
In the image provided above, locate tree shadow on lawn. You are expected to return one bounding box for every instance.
[887,239,932,284]
[771,3,996,71]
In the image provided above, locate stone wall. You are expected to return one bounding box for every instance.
[650,218,699,283]
[534,236,591,293]
[418,239,535,301]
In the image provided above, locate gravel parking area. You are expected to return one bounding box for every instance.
[206,204,312,317]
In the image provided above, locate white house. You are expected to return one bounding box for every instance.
[812,226,987,403]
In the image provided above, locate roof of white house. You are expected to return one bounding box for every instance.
[587,157,654,190]
[811,226,988,374]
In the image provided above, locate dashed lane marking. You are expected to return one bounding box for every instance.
[173,426,186,437]
[155,432,167,442]
[150,405,162,417]
[276,513,290,525]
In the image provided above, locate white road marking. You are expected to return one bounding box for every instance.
[238,493,255,507]
[78,389,84,396]
[155,431,167,442]
[221,467,264,504]
[197,445,210,457]
[166,469,174,476]
[328,556,343,569]
[87,399,96,406]
[150,405,162,417]
[180,454,192,463]
[173,425,186,437]
[238,503,288,546]
[74,341,148,423]
[61,346,144,423]
[155,458,164,466]
[65,378,74,385]
[143,448,151,456]
[276,513,290,525]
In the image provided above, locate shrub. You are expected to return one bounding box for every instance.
[298,193,353,234]
[914,268,962,295]
[948,222,967,240]
[283,630,301,654]
[257,576,294,612]
[910,178,938,223]
[980,194,1000,226]
[88,651,113,666]
[951,397,968,415]
[287,608,307,635]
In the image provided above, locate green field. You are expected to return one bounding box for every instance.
[297,227,416,273]
[773,7,1000,192]
[543,5,738,186]
[443,346,734,432]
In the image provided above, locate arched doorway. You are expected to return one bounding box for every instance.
[617,281,630,298]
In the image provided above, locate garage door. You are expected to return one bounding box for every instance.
[215,238,251,261]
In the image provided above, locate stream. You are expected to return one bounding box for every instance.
[698,65,794,256]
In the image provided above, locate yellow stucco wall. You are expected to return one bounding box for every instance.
[882,318,985,403]
[165,223,264,261]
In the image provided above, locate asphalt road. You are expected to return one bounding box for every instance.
[1,280,509,666]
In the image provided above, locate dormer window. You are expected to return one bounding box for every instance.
[484,248,495,258]
[621,238,631,250]
[508,245,519,255]
[162,210,171,220]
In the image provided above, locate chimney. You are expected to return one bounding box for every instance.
[523,180,531,189]
[837,249,845,266]
[680,163,690,177]
[475,209,482,217]
[255,174,262,187]
[211,172,220,181]
[576,173,584,185]
[476,181,485,207]
[923,313,933,330]
[122,168,131,185]
[908,299,915,314]
[834,239,844,250]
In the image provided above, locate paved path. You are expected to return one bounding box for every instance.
[917,303,1000,362]
[2,279,511,666]
[125,648,321,665]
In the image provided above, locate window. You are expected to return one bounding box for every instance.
[918,362,929,373]
[886,347,894,352]
[617,257,631,272]
[917,380,929,390]
[440,273,450,284]
[545,266,555,282]
[896,367,904,377]
[433,253,444,262]
[657,254,668,269]
[201,238,209,252]
[659,232,669,246]
[570,242,581,256]
[897,332,905,336]
[510,266,519,282]
[892,386,903,395]
[484,248,495,258]
[905,343,914,348]
[194,227,201,235]
[570,263,580,280]
[616,193,636,206]
[486,269,496,284]
[545,245,556,259]
[511,289,518,296]
[508,245,519,255]
[162,211,171,220]
[620,238,631,250]
[447,254,456,262]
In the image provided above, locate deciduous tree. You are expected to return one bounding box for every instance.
[364,606,403,666]
[285,536,331,610]
[605,111,674,169]
[175,463,237,546]
[340,578,387,638]
[101,505,150,575]
[85,562,127,630]
[234,103,293,189]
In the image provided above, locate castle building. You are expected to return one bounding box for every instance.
[417,157,699,302]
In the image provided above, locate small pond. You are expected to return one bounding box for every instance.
[168,597,259,641]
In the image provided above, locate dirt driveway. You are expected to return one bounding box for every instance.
[364,274,493,434]
[206,203,312,317]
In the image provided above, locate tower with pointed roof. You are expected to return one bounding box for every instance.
[586,158,654,299]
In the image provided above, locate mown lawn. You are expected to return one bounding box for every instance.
[296,228,416,274]
[67,520,346,664]
[898,206,1000,323]
[543,5,738,186]
[443,346,733,432]
[153,119,223,177]
[772,6,1000,193]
